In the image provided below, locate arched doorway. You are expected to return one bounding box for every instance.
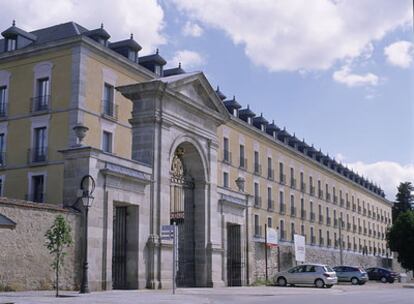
[169,142,206,287]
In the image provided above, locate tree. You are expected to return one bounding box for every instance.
[387,211,414,272]
[392,182,414,221]
[45,215,73,297]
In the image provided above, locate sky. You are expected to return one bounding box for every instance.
[0,0,413,199]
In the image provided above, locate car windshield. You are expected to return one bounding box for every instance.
[324,266,334,272]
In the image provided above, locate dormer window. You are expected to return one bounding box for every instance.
[128,50,138,63]
[247,117,252,124]
[6,38,16,51]
[233,108,238,117]
[154,65,162,76]
[261,124,265,131]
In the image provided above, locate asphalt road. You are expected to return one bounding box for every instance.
[1,282,413,304]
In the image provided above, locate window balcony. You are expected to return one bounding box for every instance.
[310,212,315,222]
[334,218,338,228]
[311,236,316,245]
[254,196,262,208]
[326,193,331,202]
[353,224,357,232]
[363,208,367,216]
[239,157,248,170]
[25,192,45,203]
[346,201,350,209]
[301,182,306,192]
[319,237,324,247]
[352,204,356,212]
[353,244,357,251]
[267,200,274,211]
[0,102,8,118]
[280,230,286,241]
[333,195,338,204]
[28,147,48,163]
[101,101,118,120]
[358,206,361,214]
[223,149,232,164]
[279,203,286,215]
[0,152,6,167]
[363,228,367,235]
[290,207,296,217]
[254,225,263,238]
[310,186,315,196]
[318,189,324,199]
[340,199,345,207]
[254,163,262,175]
[326,217,331,226]
[30,95,50,113]
[327,239,332,247]
[348,242,352,250]
[267,169,274,180]
[301,209,306,220]
[358,226,362,234]
[318,214,324,224]
[279,173,286,184]
[334,240,338,248]
[347,223,351,231]
[290,178,296,189]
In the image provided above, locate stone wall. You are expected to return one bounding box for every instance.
[0,198,81,291]
[252,240,400,283]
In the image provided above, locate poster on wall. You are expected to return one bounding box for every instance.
[294,234,306,262]
[266,227,278,247]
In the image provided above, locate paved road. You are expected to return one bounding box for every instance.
[1,282,413,304]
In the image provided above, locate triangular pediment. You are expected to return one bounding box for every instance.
[159,72,230,120]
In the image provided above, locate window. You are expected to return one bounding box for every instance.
[33,78,50,112]
[103,83,115,117]
[254,182,260,207]
[154,65,162,76]
[223,137,230,162]
[223,172,229,188]
[267,157,273,179]
[102,131,113,153]
[279,191,285,213]
[254,151,260,174]
[0,176,3,196]
[0,86,7,116]
[291,223,295,241]
[290,167,295,187]
[267,187,273,210]
[6,38,17,52]
[279,162,285,183]
[280,220,285,240]
[32,127,47,162]
[267,217,272,228]
[254,214,260,236]
[0,133,5,166]
[239,144,245,168]
[31,175,44,203]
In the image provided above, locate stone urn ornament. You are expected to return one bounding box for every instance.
[73,123,89,146]
[235,177,245,192]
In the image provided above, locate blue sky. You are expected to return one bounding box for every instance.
[1,0,413,198]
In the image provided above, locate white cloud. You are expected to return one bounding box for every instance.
[169,50,205,69]
[172,0,412,71]
[345,161,414,200]
[384,40,414,68]
[0,0,166,52]
[182,21,204,37]
[333,65,379,87]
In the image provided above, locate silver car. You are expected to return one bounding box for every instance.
[274,264,338,288]
[333,266,368,285]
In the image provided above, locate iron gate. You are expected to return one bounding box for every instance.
[227,223,242,286]
[112,206,127,289]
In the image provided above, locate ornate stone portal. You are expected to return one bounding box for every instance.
[170,146,196,286]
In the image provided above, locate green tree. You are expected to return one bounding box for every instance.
[387,211,414,271]
[45,215,73,297]
[392,182,414,221]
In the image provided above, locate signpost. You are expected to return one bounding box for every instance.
[294,234,306,262]
[161,223,177,294]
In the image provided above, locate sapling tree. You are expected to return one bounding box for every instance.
[45,215,73,297]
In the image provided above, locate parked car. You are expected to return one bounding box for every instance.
[274,264,337,288]
[365,267,399,283]
[333,266,368,285]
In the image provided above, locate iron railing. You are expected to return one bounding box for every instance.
[28,147,48,163]
[30,95,50,112]
[101,100,119,120]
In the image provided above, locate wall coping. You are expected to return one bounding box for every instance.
[0,197,80,214]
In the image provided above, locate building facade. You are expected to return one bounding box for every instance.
[0,21,392,290]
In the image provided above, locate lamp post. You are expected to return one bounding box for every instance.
[79,175,95,294]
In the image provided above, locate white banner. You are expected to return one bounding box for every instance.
[294,234,306,262]
[267,228,278,245]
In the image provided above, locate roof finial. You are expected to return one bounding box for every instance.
[130,33,134,39]
[247,104,250,109]
[233,95,236,100]
[178,62,181,68]
[260,112,263,117]
[101,23,104,29]
[12,20,16,26]
[156,48,159,54]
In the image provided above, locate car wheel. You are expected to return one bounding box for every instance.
[278,277,287,287]
[315,279,325,288]
[351,277,360,285]
[326,285,333,288]
[380,276,387,283]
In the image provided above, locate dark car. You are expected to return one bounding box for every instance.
[333,266,368,285]
[366,267,399,283]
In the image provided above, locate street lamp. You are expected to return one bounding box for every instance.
[79,175,95,294]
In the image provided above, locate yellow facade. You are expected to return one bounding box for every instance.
[217,119,391,256]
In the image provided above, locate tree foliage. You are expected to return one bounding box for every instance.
[45,215,73,297]
[387,211,414,271]
[392,182,414,221]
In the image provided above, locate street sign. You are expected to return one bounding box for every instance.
[161,225,174,240]
[294,234,306,262]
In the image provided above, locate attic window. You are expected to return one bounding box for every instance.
[128,50,138,63]
[261,124,265,131]
[6,38,16,51]
[154,65,162,76]
[233,108,238,117]
[247,117,252,124]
